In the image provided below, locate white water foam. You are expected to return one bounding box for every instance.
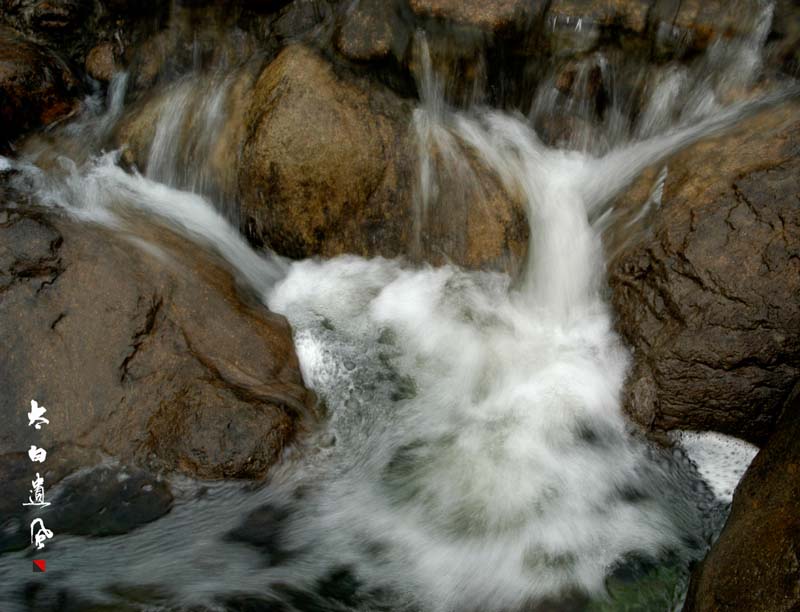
[675,432,759,504]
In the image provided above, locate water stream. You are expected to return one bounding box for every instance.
[0,5,786,610]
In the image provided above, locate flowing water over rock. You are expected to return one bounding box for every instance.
[0,2,792,610]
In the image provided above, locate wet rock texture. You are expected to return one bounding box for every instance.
[682,384,800,612]
[408,0,539,31]
[609,101,800,445]
[237,44,528,272]
[0,26,80,147]
[0,208,315,481]
[0,458,174,552]
[335,0,409,63]
[239,44,413,260]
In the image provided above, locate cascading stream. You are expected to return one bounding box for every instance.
[0,6,784,610]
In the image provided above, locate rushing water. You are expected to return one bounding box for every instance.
[0,5,784,610]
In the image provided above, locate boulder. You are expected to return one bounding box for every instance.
[0,26,80,147]
[334,0,409,63]
[239,44,411,259]
[115,68,256,205]
[238,44,528,272]
[0,457,174,552]
[609,101,800,444]
[546,0,650,34]
[545,0,650,57]
[407,0,539,32]
[0,206,316,481]
[767,0,800,77]
[85,41,119,82]
[682,383,800,612]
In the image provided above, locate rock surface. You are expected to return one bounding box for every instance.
[408,0,539,31]
[239,44,413,260]
[0,459,174,552]
[335,0,409,63]
[0,26,80,147]
[238,44,528,272]
[85,41,118,82]
[609,101,800,445]
[682,383,800,612]
[0,206,315,481]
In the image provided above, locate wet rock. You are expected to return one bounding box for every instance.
[0,445,99,551]
[0,0,90,34]
[334,0,409,63]
[682,383,800,612]
[545,0,649,57]
[121,5,265,97]
[127,29,172,92]
[0,0,167,73]
[609,101,800,444]
[26,0,91,32]
[85,41,119,82]
[414,138,530,274]
[0,26,80,146]
[649,0,766,58]
[0,458,173,552]
[546,0,650,34]
[0,208,316,480]
[115,67,255,207]
[40,464,173,537]
[272,0,333,41]
[239,44,410,260]
[238,44,528,272]
[767,0,800,77]
[542,0,770,60]
[408,0,539,32]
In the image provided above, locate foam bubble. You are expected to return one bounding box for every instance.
[674,431,759,503]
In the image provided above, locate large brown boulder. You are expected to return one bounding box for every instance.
[543,0,773,60]
[682,383,800,612]
[0,206,316,481]
[609,101,800,445]
[238,44,528,272]
[0,26,80,147]
[239,44,413,260]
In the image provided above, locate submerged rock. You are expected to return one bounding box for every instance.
[0,458,173,552]
[0,26,80,147]
[609,101,800,445]
[682,384,800,612]
[0,207,316,480]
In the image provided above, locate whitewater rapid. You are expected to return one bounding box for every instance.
[0,15,779,609]
[0,102,762,610]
